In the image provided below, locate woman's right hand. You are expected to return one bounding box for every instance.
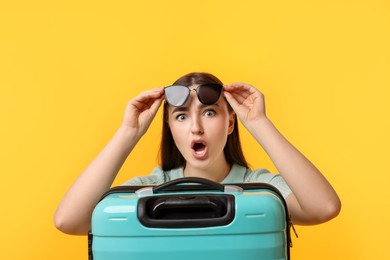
[54,86,165,235]
[122,87,165,137]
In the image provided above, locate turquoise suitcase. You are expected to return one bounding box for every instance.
[89,177,292,260]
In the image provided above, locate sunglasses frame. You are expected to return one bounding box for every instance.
[164,83,223,107]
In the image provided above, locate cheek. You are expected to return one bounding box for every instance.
[203,119,230,144]
[170,125,180,139]
[211,113,231,130]
[168,121,186,145]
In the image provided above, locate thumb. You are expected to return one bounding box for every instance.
[224,91,240,112]
[149,96,164,117]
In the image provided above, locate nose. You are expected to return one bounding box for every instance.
[190,115,204,135]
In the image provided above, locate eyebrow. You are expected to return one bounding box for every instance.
[171,103,220,114]
[171,107,188,113]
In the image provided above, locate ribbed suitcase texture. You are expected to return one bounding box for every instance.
[89,177,292,260]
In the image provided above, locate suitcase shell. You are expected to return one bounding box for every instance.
[89,177,292,260]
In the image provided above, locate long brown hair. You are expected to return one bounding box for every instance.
[160,72,249,170]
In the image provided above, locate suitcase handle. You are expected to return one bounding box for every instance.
[151,196,225,219]
[153,177,225,193]
[138,194,235,228]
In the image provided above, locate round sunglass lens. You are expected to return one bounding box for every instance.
[164,86,189,107]
[198,84,222,105]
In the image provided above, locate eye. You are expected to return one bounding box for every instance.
[176,114,187,121]
[204,110,216,117]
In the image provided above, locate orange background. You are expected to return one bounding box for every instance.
[1,1,389,259]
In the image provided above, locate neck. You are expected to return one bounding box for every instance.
[183,159,232,183]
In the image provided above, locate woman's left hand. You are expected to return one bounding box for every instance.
[223,82,267,126]
[225,83,341,225]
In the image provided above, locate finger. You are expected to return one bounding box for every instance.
[224,86,252,104]
[132,88,164,108]
[224,82,259,95]
[227,83,263,102]
[134,87,164,101]
[224,83,255,99]
[223,91,241,111]
[224,82,253,92]
[148,95,164,115]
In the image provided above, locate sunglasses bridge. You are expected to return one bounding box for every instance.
[164,84,223,107]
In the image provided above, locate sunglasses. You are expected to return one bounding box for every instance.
[164,83,223,107]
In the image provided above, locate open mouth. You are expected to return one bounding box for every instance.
[192,141,206,155]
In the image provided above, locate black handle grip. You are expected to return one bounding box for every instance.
[153,177,225,193]
[138,194,235,228]
[151,196,224,219]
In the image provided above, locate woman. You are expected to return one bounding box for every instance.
[54,72,341,235]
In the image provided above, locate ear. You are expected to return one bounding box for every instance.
[228,112,235,135]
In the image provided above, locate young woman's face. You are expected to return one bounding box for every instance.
[167,85,235,170]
